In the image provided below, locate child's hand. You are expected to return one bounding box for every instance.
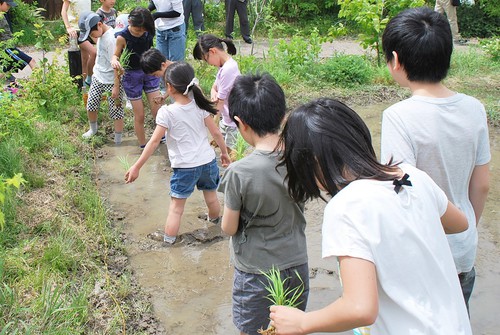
[67,27,77,39]
[220,153,231,167]
[154,95,167,105]
[111,59,122,70]
[111,86,120,100]
[269,305,306,335]
[125,166,140,183]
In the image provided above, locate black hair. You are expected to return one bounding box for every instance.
[192,34,237,60]
[165,61,217,115]
[382,6,452,83]
[140,48,166,74]
[128,7,155,36]
[90,16,103,33]
[228,73,286,137]
[278,98,398,203]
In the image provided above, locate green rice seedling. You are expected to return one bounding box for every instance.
[117,48,134,77]
[231,132,249,161]
[118,155,131,171]
[258,266,305,334]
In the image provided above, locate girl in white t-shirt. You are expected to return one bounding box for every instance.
[125,61,231,245]
[269,98,473,335]
[193,34,241,153]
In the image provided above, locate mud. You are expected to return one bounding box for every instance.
[95,102,499,335]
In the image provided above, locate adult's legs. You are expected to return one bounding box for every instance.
[435,0,461,41]
[236,0,251,40]
[183,0,192,32]
[168,24,186,61]
[165,197,187,237]
[192,0,205,34]
[225,0,236,38]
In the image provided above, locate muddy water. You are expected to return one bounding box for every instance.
[96,104,499,335]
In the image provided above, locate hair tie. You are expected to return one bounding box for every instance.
[183,77,199,95]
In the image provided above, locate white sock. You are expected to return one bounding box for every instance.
[163,234,176,244]
[82,122,98,138]
[114,132,122,144]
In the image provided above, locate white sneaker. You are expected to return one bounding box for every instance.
[82,129,96,138]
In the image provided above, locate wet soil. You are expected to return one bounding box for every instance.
[95,103,500,335]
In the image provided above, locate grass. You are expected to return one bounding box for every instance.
[1,23,498,334]
[260,266,305,308]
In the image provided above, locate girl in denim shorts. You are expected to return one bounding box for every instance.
[125,61,231,245]
[111,7,162,148]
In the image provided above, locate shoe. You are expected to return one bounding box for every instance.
[160,135,166,144]
[243,37,253,44]
[139,144,146,149]
[7,80,23,89]
[82,129,96,138]
[225,34,234,40]
[147,230,165,242]
[455,39,468,45]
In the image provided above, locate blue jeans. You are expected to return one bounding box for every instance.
[458,266,475,316]
[169,159,219,198]
[156,23,186,61]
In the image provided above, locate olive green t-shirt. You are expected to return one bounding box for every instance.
[218,149,308,274]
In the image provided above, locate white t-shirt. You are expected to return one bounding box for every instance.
[65,0,91,30]
[156,100,215,168]
[151,0,184,31]
[215,57,240,128]
[322,164,472,335]
[93,28,115,84]
[380,93,491,273]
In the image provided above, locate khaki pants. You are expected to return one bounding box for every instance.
[435,0,461,41]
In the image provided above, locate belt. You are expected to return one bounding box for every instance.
[167,25,181,32]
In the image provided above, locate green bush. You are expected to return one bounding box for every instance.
[480,37,500,61]
[312,54,374,87]
[458,2,500,38]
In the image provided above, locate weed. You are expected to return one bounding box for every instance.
[260,266,305,307]
[231,133,249,161]
[118,155,132,171]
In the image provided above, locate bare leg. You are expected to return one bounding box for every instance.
[131,99,146,146]
[165,197,187,237]
[146,90,162,120]
[203,190,220,220]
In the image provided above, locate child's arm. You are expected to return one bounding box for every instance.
[440,201,468,234]
[221,206,240,236]
[205,115,231,167]
[468,163,490,225]
[61,0,77,39]
[111,36,125,69]
[270,256,378,334]
[125,125,166,183]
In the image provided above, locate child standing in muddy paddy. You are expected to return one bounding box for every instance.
[78,11,125,143]
[125,61,230,245]
[111,7,162,149]
[193,34,240,154]
[380,7,490,313]
[269,98,471,335]
[218,73,309,335]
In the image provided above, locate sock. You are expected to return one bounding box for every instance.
[85,75,92,86]
[90,121,98,133]
[163,234,176,244]
[114,132,122,144]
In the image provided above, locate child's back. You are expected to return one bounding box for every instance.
[219,73,308,335]
[380,6,490,310]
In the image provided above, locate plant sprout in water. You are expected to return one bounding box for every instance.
[118,155,131,171]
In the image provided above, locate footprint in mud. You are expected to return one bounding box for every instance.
[141,225,226,250]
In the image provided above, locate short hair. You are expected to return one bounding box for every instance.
[140,48,166,74]
[382,6,453,83]
[192,34,236,60]
[279,98,397,203]
[228,73,286,137]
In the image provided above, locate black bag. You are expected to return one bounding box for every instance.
[452,0,461,6]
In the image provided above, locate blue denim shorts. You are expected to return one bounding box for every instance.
[232,263,309,335]
[169,159,220,198]
[122,69,160,100]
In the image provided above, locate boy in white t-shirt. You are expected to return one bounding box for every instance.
[380,7,490,313]
[78,11,125,144]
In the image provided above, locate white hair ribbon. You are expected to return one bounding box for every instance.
[183,77,199,95]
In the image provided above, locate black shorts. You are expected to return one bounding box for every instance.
[2,47,33,73]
